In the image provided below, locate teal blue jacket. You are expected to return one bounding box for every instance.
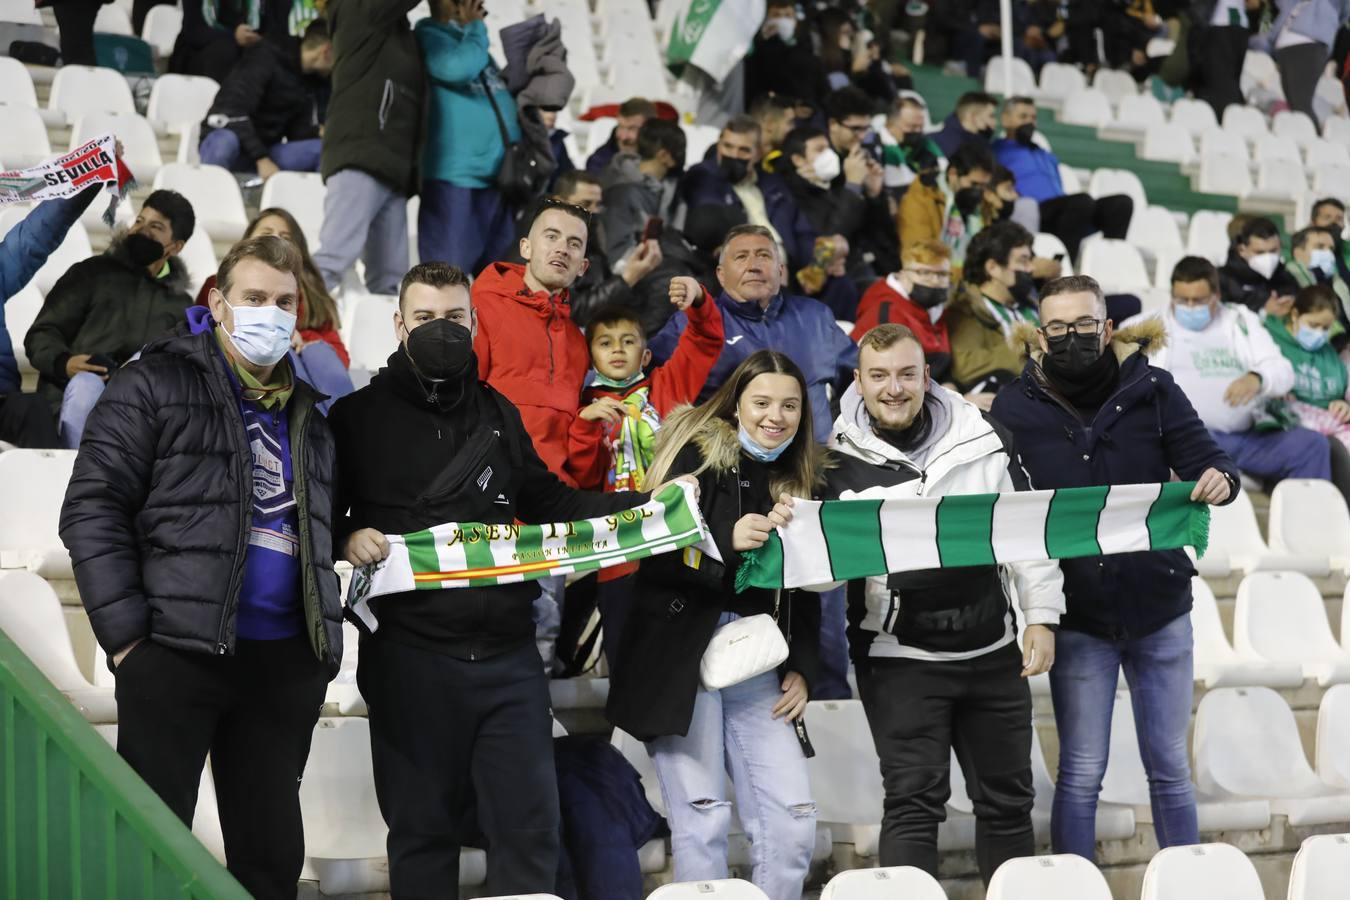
[415,18,521,189]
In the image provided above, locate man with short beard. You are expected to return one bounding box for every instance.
[24,190,195,448]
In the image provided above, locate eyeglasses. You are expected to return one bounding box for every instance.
[841,122,872,134]
[1041,317,1103,339]
[905,268,951,286]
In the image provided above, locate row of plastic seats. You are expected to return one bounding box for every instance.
[1197,151,1348,201]
[984,56,1139,107]
[0,58,218,134]
[1204,480,1350,579]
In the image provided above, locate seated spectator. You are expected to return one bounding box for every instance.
[171,0,296,83]
[24,191,195,449]
[993,97,1133,261]
[898,142,995,270]
[416,0,520,276]
[1288,226,1350,330]
[933,91,998,158]
[586,98,656,174]
[744,0,829,113]
[946,221,1039,398]
[1311,198,1350,285]
[537,172,662,330]
[564,278,722,662]
[1218,217,1300,316]
[850,240,956,382]
[749,93,799,175]
[880,96,945,193]
[1017,0,1068,73]
[817,9,909,105]
[984,164,1042,235]
[1125,256,1330,487]
[1265,284,1350,452]
[1102,0,1164,81]
[194,208,353,413]
[198,19,333,178]
[925,0,1000,78]
[821,87,900,280]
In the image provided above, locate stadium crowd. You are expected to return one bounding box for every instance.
[1,0,1350,898]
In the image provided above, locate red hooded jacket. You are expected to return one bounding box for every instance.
[473,262,591,486]
[852,275,951,381]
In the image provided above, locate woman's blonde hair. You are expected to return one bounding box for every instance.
[646,350,826,499]
[245,208,340,333]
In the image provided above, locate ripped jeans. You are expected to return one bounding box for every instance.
[646,633,817,900]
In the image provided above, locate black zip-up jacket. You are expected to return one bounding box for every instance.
[1219,246,1301,314]
[200,41,324,163]
[59,319,342,675]
[328,347,644,660]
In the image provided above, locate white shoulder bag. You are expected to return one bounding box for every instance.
[699,591,789,691]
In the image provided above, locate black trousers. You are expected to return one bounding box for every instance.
[52,0,101,66]
[359,638,560,899]
[0,392,60,448]
[1039,193,1134,264]
[856,642,1035,885]
[1192,25,1248,117]
[114,636,328,900]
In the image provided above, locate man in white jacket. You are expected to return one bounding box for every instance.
[825,322,1065,885]
[1124,256,1331,484]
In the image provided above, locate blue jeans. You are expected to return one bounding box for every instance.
[289,342,352,416]
[417,179,515,278]
[60,370,106,449]
[646,618,817,900]
[313,169,409,296]
[1210,426,1331,482]
[1048,613,1198,859]
[198,129,322,173]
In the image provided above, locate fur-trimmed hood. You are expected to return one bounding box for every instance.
[1010,316,1168,365]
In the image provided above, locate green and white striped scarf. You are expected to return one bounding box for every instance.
[736,482,1209,592]
[348,482,710,631]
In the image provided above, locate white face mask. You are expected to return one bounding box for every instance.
[1310,248,1336,277]
[221,297,296,367]
[812,148,842,183]
[1248,251,1281,281]
[769,15,795,41]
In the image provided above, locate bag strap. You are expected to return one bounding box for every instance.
[478,71,512,145]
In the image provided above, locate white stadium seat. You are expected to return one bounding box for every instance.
[1057,163,1083,195]
[3,284,41,374]
[679,124,721,172]
[1197,153,1252,197]
[1288,834,1350,900]
[1274,109,1320,146]
[1195,687,1350,826]
[1141,123,1196,165]
[1078,238,1150,293]
[153,163,248,241]
[1234,571,1350,686]
[983,56,1036,97]
[1221,104,1268,142]
[1241,50,1282,101]
[1169,98,1219,137]
[0,0,42,24]
[1198,126,1249,163]
[178,225,219,298]
[0,103,53,170]
[0,56,38,108]
[49,66,136,123]
[343,294,399,375]
[1195,486,1329,577]
[141,4,183,59]
[1326,115,1350,147]
[1101,685,1273,831]
[70,111,163,180]
[1140,843,1264,900]
[259,171,326,249]
[1268,478,1350,573]
[1114,93,1166,131]
[1316,685,1350,789]
[1126,205,1184,258]
[1032,232,1073,275]
[1093,68,1138,104]
[1088,168,1147,209]
[147,74,220,135]
[1305,139,1350,169]
[1060,88,1112,129]
[649,881,769,900]
[1191,576,1303,690]
[1254,158,1309,198]
[1312,164,1350,197]
[0,449,75,577]
[1186,210,1234,265]
[986,854,1112,900]
[1253,133,1302,164]
[819,867,947,900]
[1036,62,1086,102]
[0,571,116,722]
[93,3,133,35]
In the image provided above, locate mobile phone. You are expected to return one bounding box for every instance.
[642,217,664,242]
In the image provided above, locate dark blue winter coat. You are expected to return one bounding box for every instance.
[990,326,1238,640]
[678,158,817,271]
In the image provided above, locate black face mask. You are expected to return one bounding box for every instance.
[125,232,167,268]
[993,198,1015,221]
[405,318,475,383]
[910,284,948,309]
[918,168,940,187]
[954,185,984,217]
[1012,123,1037,146]
[901,131,926,148]
[1044,331,1103,374]
[977,125,995,141]
[1042,333,1120,407]
[1010,270,1037,305]
[718,156,750,184]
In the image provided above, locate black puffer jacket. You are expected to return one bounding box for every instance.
[59,319,343,676]
[200,41,324,163]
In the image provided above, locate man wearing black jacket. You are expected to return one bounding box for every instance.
[1219,216,1300,316]
[328,262,656,896]
[198,19,333,178]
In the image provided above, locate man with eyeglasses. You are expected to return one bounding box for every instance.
[822,86,900,279]
[990,273,1237,865]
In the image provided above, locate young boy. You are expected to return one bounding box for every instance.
[564,275,723,664]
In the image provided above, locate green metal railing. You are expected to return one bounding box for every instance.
[0,628,249,899]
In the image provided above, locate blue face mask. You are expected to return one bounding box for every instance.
[738,424,794,462]
[1310,248,1336,278]
[1174,303,1213,332]
[1296,324,1330,352]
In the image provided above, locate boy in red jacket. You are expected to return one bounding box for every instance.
[564,275,723,665]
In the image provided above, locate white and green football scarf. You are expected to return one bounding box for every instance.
[736,482,1209,592]
[348,482,709,630]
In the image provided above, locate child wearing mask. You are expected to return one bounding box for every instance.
[1265,284,1350,449]
[565,275,723,662]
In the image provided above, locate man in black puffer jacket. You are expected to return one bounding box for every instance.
[59,236,342,900]
[329,261,652,897]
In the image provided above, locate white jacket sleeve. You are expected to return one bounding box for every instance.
[1234,305,1295,397]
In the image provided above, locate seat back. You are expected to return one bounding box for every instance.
[1256,159,1309,197]
[2,284,42,373]
[1101,690,1151,806]
[648,880,770,900]
[152,163,248,241]
[1198,153,1253,196]
[0,103,53,170]
[49,65,136,121]
[178,226,219,298]
[986,854,1112,900]
[803,700,884,828]
[1222,104,1269,141]
[1093,68,1138,104]
[1061,88,1112,129]
[1169,98,1219,136]
[0,0,41,24]
[1142,122,1196,165]
[93,3,133,35]
[1255,133,1302,163]
[141,4,182,58]
[1274,110,1319,146]
[1141,843,1264,900]
[1186,210,1234,264]
[1316,685,1350,789]
[1194,686,1321,797]
[298,717,388,860]
[1269,479,1350,558]
[819,866,947,900]
[71,111,162,179]
[1078,238,1150,293]
[146,74,220,134]
[1312,163,1350,195]
[1289,834,1350,900]
[343,294,400,375]
[1126,204,1183,256]
[1190,576,1240,665]
[259,172,327,249]
[0,449,76,560]
[0,56,37,107]
[1207,487,1269,561]
[1087,167,1147,208]
[1235,571,1344,664]
[983,56,1037,96]
[1304,139,1350,168]
[0,571,90,691]
[1032,232,1073,275]
[1115,93,1165,130]
[1037,62,1086,101]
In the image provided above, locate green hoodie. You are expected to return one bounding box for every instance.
[1264,314,1348,408]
